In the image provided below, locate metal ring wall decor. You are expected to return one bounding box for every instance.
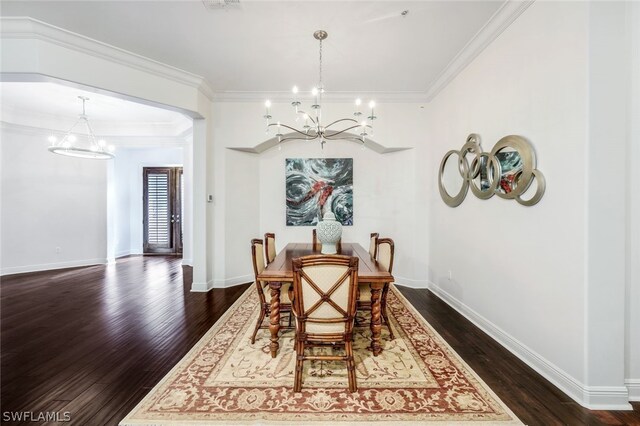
[438,134,545,207]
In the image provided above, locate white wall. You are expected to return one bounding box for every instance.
[1,124,108,274]
[1,18,213,287]
[584,0,629,405]
[109,150,131,259]
[108,147,184,257]
[3,5,637,407]
[257,141,416,278]
[223,149,260,286]
[626,0,640,402]
[422,0,633,409]
[211,100,427,288]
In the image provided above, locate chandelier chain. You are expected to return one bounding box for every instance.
[318,37,323,90]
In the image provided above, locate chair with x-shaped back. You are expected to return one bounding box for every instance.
[291,254,359,393]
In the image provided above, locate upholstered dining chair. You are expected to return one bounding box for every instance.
[264,232,276,265]
[369,232,379,259]
[357,237,395,340]
[291,255,359,393]
[250,238,292,344]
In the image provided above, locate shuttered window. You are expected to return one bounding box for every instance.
[143,167,183,254]
[147,172,170,245]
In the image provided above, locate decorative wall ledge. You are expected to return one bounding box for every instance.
[227,133,412,154]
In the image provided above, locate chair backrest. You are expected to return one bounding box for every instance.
[369,232,379,259]
[251,238,268,305]
[292,255,358,336]
[264,233,276,265]
[376,238,394,273]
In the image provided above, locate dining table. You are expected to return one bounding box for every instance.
[258,242,394,358]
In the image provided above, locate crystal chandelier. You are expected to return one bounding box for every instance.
[48,96,115,160]
[264,30,377,149]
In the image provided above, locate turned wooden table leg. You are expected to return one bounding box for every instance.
[370,283,383,356]
[269,282,282,358]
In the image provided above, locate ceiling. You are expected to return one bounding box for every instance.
[1,0,505,139]
[0,82,192,137]
[0,0,504,95]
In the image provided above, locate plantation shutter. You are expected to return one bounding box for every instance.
[148,171,170,245]
[143,167,183,254]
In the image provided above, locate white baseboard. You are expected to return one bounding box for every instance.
[394,276,428,289]
[107,250,133,264]
[627,379,640,401]
[1,258,108,276]
[191,279,214,292]
[428,282,632,410]
[213,274,253,288]
[582,386,633,409]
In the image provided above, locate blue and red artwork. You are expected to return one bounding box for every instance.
[285,158,353,226]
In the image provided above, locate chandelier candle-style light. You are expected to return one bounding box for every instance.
[48,96,115,160]
[264,30,377,149]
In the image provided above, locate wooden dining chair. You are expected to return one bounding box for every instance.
[291,254,359,393]
[312,229,320,251]
[250,238,292,344]
[357,237,395,340]
[368,232,379,259]
[264,232,276,265]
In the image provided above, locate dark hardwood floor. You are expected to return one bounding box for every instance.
[396,287,640,426]
[1,256,249,425]
[1,256,638,425]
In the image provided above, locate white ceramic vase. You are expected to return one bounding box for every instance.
[316,211,343,254]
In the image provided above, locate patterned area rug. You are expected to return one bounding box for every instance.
[121,285,522,425]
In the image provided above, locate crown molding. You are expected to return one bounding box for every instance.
[212,0,533,104]
[212,90,429,103]
[0,103,191,137]
[424,0,534,101]
[0,17,213,101]
[1,1,533,105]
[1,121,186,148]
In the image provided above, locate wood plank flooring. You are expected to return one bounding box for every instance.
[397,287,640,425]
[1,256,638,425]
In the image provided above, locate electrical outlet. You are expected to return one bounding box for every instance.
[55,247,61,254]
[448,270,452,280]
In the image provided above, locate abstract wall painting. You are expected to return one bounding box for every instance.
[285,158,353,226]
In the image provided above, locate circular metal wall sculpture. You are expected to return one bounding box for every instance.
[438,134,545,207]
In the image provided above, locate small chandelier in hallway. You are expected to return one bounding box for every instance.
[48,96,115,160]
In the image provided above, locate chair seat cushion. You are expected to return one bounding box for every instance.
[305,322,345,334]
[262,282,292,304]
[358,283,372,302]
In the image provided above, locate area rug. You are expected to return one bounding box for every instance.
[121,285,522,425]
